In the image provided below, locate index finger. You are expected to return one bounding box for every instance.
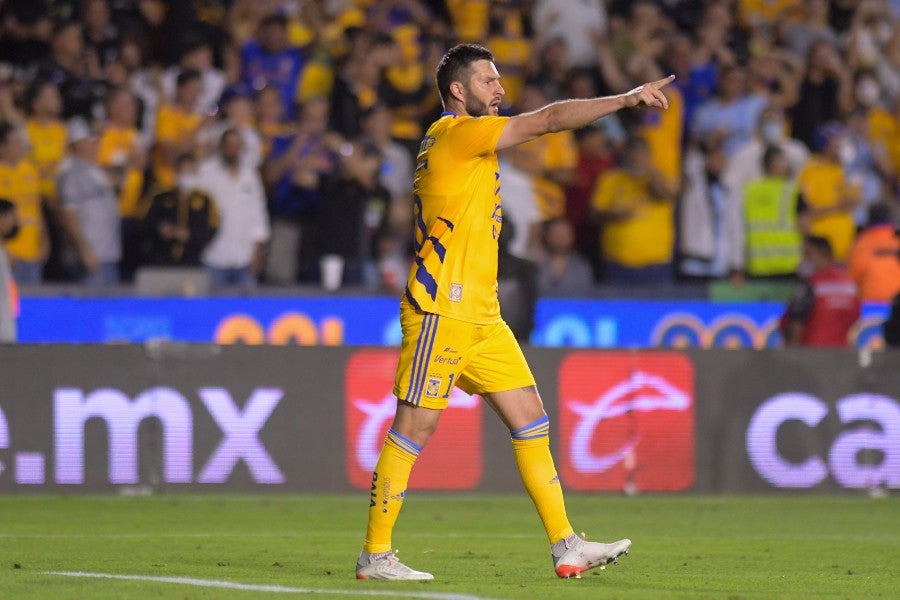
[651,74,676,89]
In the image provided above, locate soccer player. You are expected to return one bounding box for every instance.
[355,43,673,581]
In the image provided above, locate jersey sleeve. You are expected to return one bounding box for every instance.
[448,116,508,158]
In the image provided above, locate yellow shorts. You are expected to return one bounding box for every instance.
[393,307,536,409]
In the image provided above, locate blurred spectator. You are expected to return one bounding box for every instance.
[360,103,412,206]
[199,128,269,291]
[447,0,491,43]
[117,34,161,147]
[98,87,146,222]
[379,40,432,163]
[595,24,684,185]
[0,1,53,70]
[742,146,804,278]
[317,138,390,289]
[81,0,120,70]
[723,103,810,196]
[374,231,410,297]
[843,106,895,227]
[566,123,617,275]
[200,87,263,168]
[868,94,900,188]
[23,80,67,207]
[873,15,900,100]
[846,0,896,73]
[537,217,594,297]
[241,13,306,119]
[133,0,207,68]
[57,118,121,286]
[525,36,572,103]
[328,31,392,139]
[591,136,676,284]
[255,83,295,160]
[498,147,541,260]
[679,136,742,280]
[0,198,19,342]
[97,86,146,281]
[227,0,282,48]
[0,122,46,284]
[515,81,578,221]
[161,37,226,117]
[152,69,210,189]
[20,78,69,281]
[264,97,335,285]
[847,202,900,302]
[34,19,103,120]
[777,0,839,60]
[746,41,802,109]
[532,0,607,69]
[738,0,804,33]
[485,1,532,110]
[691,64,769,157]
[136,154,219,267]
[789,39,853,149]
[781,235,860,347]
[497,219,539,341]
[796,122,861,263]
[662,33,717,144]
[684,3,744,83]
[359,101,415,252]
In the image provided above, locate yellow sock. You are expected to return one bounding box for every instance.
[511,416,574,545]
[363,428,421,554]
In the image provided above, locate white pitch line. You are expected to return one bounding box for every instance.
[44,571,499,600]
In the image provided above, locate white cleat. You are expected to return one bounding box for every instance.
[356,550,434,580]
[553,534,631,579]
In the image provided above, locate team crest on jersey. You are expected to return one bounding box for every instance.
[425,376,442,398]
[449,283,463,302]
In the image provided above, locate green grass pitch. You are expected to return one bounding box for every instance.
[1,493,897,599]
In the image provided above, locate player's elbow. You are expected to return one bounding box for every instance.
[543,108,563,134]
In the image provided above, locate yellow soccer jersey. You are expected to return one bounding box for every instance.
[25,119,67,201]
[404,112,507,324]
[0,160,42,261]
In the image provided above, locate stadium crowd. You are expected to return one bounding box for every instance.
[0,0,898,313]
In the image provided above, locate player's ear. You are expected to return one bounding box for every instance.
[450,81,465,103]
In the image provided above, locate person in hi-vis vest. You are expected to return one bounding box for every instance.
[743,145,803,278]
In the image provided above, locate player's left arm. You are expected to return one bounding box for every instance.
[496,75,674,151]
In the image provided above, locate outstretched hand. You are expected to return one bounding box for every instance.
[623,75,675,109]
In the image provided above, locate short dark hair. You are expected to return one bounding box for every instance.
[176,68,202,89]
[804,235,833,259]
[435,43,494,106]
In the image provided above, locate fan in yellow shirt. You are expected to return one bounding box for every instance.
[796,123,860,262]
[153,70,208,189]
[515,82,578,221]
[591,136,676,282]
[98,88,146,220]
[24,82,67,205]
[0,123,47,284]
[485,1,531,108]
[356,43,674,582]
